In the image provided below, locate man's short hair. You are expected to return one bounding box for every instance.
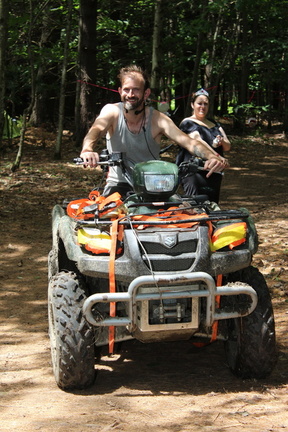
[118,65,150,90]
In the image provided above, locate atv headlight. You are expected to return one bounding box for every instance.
[144,174,175,193]
[133,160,179,199]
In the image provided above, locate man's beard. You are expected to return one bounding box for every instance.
[123,96,144,112]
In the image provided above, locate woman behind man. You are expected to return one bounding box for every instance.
[176,88,231,203]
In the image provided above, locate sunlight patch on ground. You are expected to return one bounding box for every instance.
[35,255,49,263]
[1,243,31,255]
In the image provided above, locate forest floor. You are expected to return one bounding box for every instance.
[0,127,287,432]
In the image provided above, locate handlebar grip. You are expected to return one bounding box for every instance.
[73,157,84,164]
[72,155,113,166]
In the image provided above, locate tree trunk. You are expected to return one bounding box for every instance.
[30,2,61,126]
[204,11,223,115]
[184,31,204,118]
[12,0,36,171]
[151,0,162,103]
[55,0,73,159]
[239,9,249,106]
[74,31,81,145]
[284,90,288,139]
[30,6,52,126]
[74,0,97,147]
[209,19,240,116]
[184,0,208,118]
[0,0,8,153]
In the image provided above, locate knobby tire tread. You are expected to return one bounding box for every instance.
[225,266,277,379]
[48,271,96,389]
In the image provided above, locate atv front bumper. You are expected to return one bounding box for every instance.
[83,272,257,333]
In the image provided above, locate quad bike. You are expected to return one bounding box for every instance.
[48,151,277,390]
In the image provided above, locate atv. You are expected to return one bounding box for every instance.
[48,151,277,390]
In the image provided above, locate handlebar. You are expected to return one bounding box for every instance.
[178,157,223,177]
[73,152,222,177]
[74,151,133,186]
[73,157,112,166]
[73,150,123,166]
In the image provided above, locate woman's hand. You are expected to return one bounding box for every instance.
[212,135,223,148]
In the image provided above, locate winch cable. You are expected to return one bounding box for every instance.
[127,217,164,307]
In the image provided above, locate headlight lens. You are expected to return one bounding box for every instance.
[144,174,176,193]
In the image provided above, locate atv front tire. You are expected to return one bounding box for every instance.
[48,271,96,389]
[224,266,277,379]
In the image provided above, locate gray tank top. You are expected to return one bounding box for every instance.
[106,103,160,184]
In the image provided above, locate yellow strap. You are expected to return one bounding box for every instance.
[210,222,246,251]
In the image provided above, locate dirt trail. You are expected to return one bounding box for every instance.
[0,130,287,432]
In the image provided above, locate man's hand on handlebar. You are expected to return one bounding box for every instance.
[204,156,229,177]
[80,151,99,168]
[78,150,228,176]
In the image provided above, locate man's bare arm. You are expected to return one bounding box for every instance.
[80,104,118,167]
[155,112,218,158]
[154,111,228,175]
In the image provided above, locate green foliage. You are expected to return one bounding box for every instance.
[229,103,270,118]
[6,0,79,117]
[3,0,288,126]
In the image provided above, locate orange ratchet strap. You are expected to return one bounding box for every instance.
[193,274,222,348]
[108,218,124,355]
[67,192,123,220]
[211,274,222,342]
[131,209,212,230]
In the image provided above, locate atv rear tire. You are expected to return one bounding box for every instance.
[224,266,277,379]
[48,271,96,389]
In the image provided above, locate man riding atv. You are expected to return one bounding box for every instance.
[79,65,228,197]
